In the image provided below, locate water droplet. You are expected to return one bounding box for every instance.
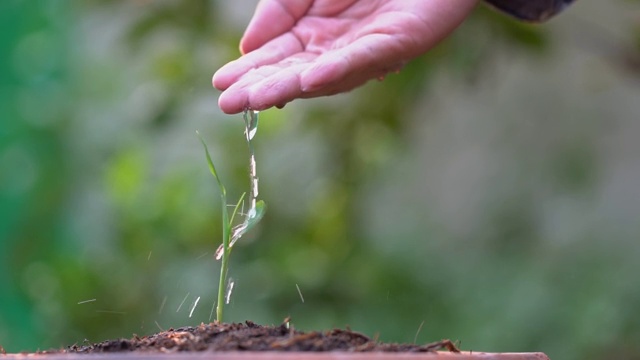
[176,292,190,312]
[158,295,167,315]
[295,284,305,303]
[155,321,164,332]
[225,279,235,305]
[189,296,201,318]
[77,298,97,305]
[244,109,259,141]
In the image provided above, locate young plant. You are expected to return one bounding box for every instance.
[196,110,265,323]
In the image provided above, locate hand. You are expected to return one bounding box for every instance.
[212,0,479,114]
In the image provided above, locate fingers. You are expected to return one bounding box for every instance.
[216,33,407,114]
[218,64,307,114]
[217,49,319,114]
[239,0,314,54]
[213,32,304,91]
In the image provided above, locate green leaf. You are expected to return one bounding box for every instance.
[197,131,226,197]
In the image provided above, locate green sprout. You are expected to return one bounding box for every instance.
[196,110,265,323]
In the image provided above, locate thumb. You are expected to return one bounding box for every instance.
[240,0,313,54]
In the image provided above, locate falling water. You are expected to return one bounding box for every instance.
[77,298,96,305]
[242,109,259,216]
[158,295,167,315]
[176,292,190,312]
[189,296,201,318]
[225,279,235,305]
[215,109,265,259]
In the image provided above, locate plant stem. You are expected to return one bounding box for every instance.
[216,194,230,323]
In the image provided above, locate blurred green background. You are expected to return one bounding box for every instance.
[1,0,640,359]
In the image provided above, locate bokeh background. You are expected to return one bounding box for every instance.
[2,0,640,359]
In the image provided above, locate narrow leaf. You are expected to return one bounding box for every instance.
[197,131,226,197]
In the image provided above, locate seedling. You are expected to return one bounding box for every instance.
[197,109,265,323]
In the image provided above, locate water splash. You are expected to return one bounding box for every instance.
[241,108,259,219]
[244,109,259,142]
[215,109,265,260]
[158,295,167,315]
[225,279,235,305]
[414,320,425,344]
[176,292,190,312]
[189,296,201,318]
[295,284,305,303]
[155,321,164,332]
[77,298,96,305]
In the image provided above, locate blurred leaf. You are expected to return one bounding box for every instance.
[106,148,146,206]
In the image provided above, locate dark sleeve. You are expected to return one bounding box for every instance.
[484,0,576,22]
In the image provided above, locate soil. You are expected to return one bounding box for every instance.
[63,319,459,354]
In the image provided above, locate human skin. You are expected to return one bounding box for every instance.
[212,0,480,114]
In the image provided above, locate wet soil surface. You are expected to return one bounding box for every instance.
[65,320,459,354]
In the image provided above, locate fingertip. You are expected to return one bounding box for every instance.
[212,69,229,91]
[212,72,222,90]
[239,0,310,55]
[217,91,245,115]
[239,36,256,56]
[212,61,245,91]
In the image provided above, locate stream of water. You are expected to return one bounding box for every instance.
[215,109,264,260]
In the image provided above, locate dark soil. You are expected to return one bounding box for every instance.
[65,319,459,354]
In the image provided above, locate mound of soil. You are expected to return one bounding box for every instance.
[65,320,459,354]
